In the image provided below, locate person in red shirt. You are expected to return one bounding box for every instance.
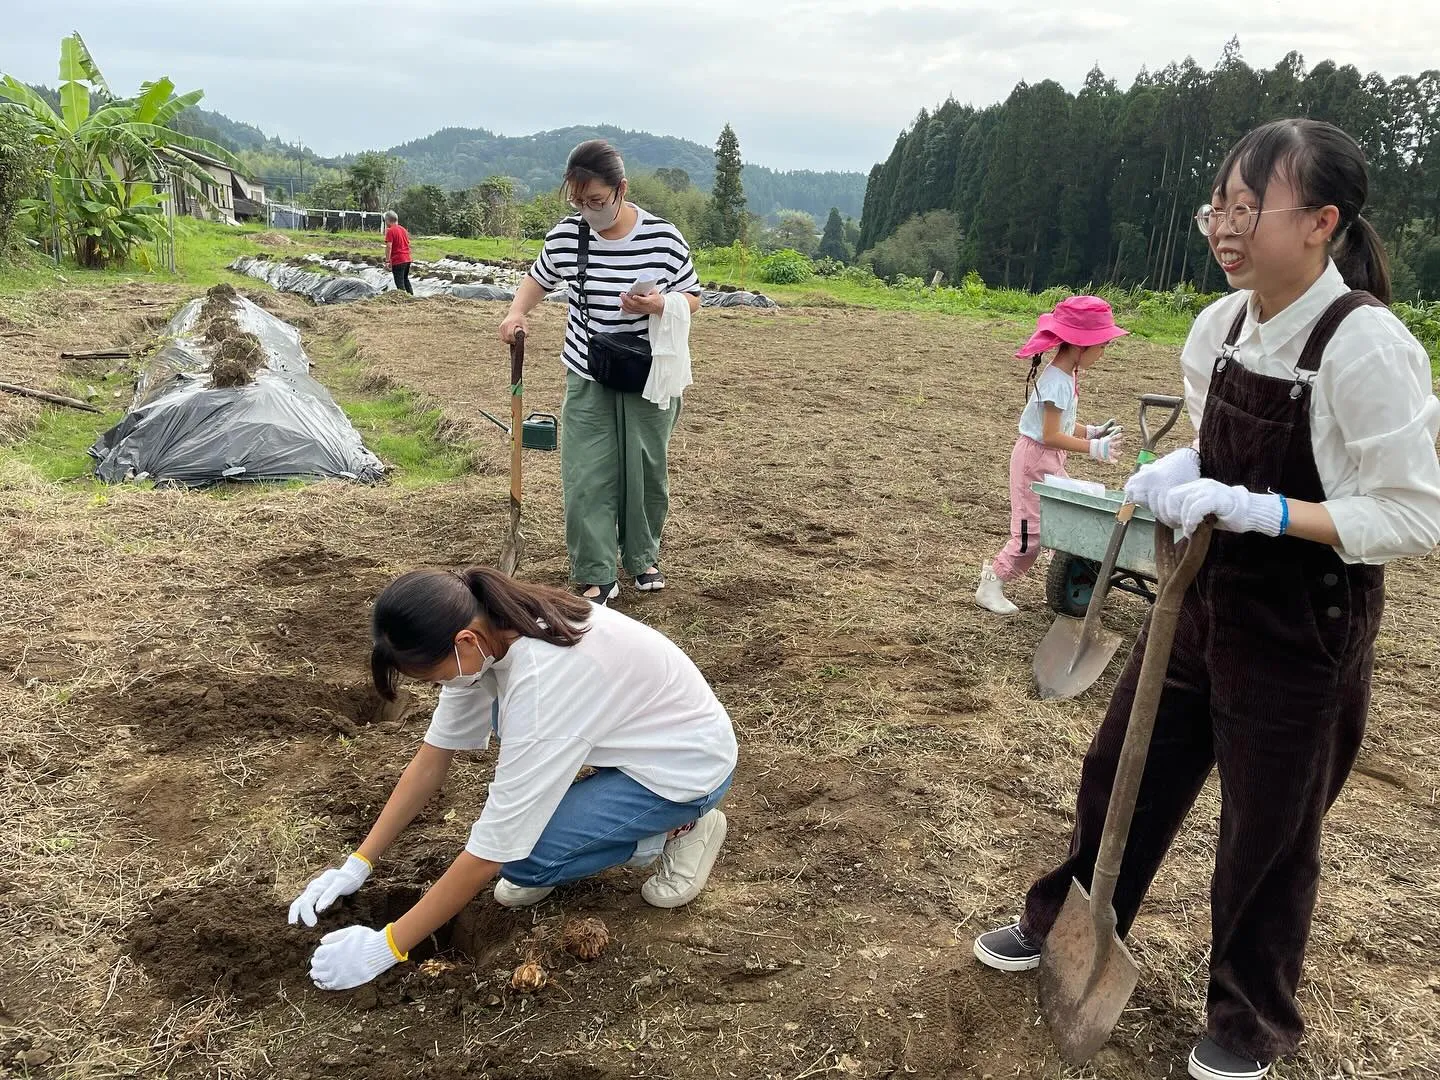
[383,211,413,294]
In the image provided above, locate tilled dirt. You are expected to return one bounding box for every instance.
[2,281,1438,1079]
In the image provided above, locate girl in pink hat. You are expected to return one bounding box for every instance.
[976,295,1129,615]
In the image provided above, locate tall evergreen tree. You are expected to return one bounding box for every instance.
[856,42,1440,292]
[818,207,849,261]
[705,124,747,246]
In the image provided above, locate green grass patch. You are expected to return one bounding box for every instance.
[339,388,471,489]
[3,403,117,482]
[317,334,473,489]
[0,374,123,483]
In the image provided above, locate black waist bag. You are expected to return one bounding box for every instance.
[576,221,652,394]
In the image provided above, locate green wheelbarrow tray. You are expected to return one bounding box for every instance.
[1035,481,1161,587]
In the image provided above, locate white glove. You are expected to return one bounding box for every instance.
[1124,447,1201,511]
[288,854,371,927]
[1088,434,1123,464]
[309,924,401,991]
[1155,478,1285,538]
[1086,419,1122,439]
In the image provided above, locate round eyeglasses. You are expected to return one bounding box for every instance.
[1194,203,1321,237]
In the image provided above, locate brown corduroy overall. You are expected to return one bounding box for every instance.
[1020,292,1386,1062]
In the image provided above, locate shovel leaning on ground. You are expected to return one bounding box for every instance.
[497,330,525,577]
[1032,394,1185,701]
[1037,518,1214,1065]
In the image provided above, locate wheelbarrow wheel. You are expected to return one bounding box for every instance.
[1046,553,1099,618]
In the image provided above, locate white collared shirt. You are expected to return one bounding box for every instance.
[1181,261,1440,564]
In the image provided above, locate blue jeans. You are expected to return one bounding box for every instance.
[501,768,733,888]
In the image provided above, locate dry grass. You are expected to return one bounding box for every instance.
[0,282,1437,1079]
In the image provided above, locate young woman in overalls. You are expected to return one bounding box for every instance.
[973,119,1440,1080]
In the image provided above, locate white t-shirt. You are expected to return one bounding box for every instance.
[1181,260,1440,564]
[423,604,737,864]
[1017,364,1079,442]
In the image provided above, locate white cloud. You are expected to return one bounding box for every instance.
[4,0,1435,171]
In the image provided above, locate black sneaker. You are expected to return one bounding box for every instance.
[1188,1037,1270,1080]
[580,582,620,606]
[972,922,1042,972]
[635,568,666,592]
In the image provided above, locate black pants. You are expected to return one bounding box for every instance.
[391,262,413,294]
[1019,552,1381,1061]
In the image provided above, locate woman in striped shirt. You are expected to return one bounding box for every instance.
[499,140,702,603]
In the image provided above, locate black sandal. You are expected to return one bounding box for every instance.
[579,582,620,606]
[635,569,666,592]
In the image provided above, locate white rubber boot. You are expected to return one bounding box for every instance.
[975,562,1019,615]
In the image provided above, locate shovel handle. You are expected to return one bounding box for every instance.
[1072,393,1188,635]
[1087,520,1213,916]
[1135,394,1184,467]
[509,331,525,504]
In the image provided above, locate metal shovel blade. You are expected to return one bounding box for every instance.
[498,496,523,577]
[1037,878,1139,1065]
[1033,615,1123,701]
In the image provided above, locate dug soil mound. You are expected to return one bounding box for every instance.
[127,883,427,1005]
[99,673,408,751]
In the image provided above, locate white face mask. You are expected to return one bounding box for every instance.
[438,640,494,689]
[580,191,623,232]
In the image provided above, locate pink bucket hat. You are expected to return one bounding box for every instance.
[1015,295,1129,358]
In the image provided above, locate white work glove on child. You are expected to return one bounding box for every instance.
[288,854,371,927]
[309,925,400,991]
[1123,447,1201,511]
[1154,478,1285,538]
[1088,433,1123,464]
[1086,419,1122,439]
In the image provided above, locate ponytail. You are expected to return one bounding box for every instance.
[456,567,590,646]
[370,567,590,699]
[1332,214,1392,304]
[1023,355,1043,404]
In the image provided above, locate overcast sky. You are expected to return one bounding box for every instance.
[6,1,1437,173]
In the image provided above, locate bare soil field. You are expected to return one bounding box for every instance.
[2,281,1437,1079]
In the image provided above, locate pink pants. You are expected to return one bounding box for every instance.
[992,435,1067,582]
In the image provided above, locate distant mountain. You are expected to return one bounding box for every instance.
[160,104,865,221]
[171,106,276,154]
[378,124,867,221]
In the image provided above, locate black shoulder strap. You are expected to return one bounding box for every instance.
[1224,303,1247,347]
[576,219,591,284]
[1297,290,1386,372]
[575,221,591,338]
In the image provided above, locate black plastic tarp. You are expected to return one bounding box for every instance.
[90,294,384,486]
[701,289,778,308]
[229,255,780,308]
[229,257,381,304]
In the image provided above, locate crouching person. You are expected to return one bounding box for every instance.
[287,566,738,990]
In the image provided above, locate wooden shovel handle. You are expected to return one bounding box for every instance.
[1087,520,1214,914]
[509,331,525,505]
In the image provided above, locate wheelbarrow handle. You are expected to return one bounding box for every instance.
[1136,394,1185,456]
[1088,520,1214,916]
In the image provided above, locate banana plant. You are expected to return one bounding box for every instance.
[0,32,241,267]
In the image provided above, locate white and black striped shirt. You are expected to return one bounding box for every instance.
[529,208,701,380]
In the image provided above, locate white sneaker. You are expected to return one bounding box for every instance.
[493,879,554,908]
[641,810,728,909]
[975,562,1019,615]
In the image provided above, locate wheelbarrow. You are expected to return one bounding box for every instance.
[1035,483,1159,618]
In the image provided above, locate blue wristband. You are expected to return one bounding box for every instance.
[1277,493,1289,536]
